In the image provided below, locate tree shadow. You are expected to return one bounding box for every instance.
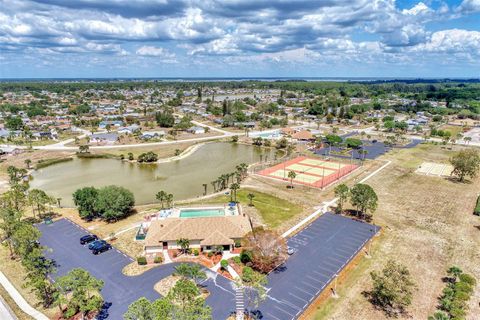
[362,290,409,318]
[96,301,112,320]
[342,209,373,223]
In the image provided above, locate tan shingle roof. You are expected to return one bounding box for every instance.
[200,231,234,246]
[145,215,252,247]
[292,130,314,140]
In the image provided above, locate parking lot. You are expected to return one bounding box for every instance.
[38,219,236,320]
[258,213,380,320]
[316,138,422,160]
[38,214,379,319]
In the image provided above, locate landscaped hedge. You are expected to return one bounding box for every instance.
[474,196,480,216]
[137,256,147,265]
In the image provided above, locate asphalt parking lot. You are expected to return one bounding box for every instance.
[316,138,422,160]
[258,213,380,320]
[38,219,235,319]
[38,214,379,320]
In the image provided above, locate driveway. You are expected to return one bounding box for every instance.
[258,213,380,320]
[38,219,236,320]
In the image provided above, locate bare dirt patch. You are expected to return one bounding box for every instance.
[154,275,180,296]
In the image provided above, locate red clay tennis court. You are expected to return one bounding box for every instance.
[257,156,358,188]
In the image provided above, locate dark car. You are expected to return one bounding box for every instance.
[92,242,112,255]
[80,234,98,245]
[88,239,105,250]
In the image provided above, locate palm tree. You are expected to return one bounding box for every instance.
[230,183,240,202]
[463,136,472,144]
[79,145,89,153]
[287,170,296,188]
[211,181,217,193]
[156,190,167,209]
[24,159,31,169]
[247,193,255,206]
[202,184,207,196]
[359,149,368,161]
[177,238,190,255]
[166,193,174,208]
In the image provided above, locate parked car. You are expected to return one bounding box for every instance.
[80,234,98,245]
[92,242,112,255]
[287,246,297,255]
[88,239,105,250]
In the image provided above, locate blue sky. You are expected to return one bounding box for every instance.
[0,0,479,78]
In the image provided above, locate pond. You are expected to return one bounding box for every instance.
[30,142,278,207]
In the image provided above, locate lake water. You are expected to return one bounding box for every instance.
[30,143,277,207]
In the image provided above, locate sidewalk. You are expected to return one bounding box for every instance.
[0,272,49,320]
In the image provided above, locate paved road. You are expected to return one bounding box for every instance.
[258,213,379,320]
[38,219,236,320]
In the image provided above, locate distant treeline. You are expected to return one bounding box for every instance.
[1,80,479,103]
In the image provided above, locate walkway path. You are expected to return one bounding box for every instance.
[0,272,49,320]
[0,294,16,320]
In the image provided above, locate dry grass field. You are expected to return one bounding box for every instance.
[310,143,480,320]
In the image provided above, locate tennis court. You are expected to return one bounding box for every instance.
[258,156,358,188]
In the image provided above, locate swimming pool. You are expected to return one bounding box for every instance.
[179,208,225,218]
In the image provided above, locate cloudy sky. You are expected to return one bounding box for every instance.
[1,0,479,78]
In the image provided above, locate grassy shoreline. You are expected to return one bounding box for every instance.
[35,157,73,169]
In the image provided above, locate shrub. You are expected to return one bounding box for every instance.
[242,266,254,282]
[240,249,253,263]
[207,252,213,258]
[172,251,178,258]
[220,260,229,270]
[234,240,241,248]
[137,256,147,265]
[193,249,199,256]
[233,256,241,264]
[137,151,158,163]
[153,256,162,264]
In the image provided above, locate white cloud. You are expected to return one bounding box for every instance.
[136,46,175,58]
[456,0,480,14]
[402,2,432,16]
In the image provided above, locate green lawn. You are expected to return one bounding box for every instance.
[194,188,302,229]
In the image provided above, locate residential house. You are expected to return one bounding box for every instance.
[188,126,206,134]
[99,120,123,129]
[141,131,166,140]
[117,124,140,134]
[90,133,119,144]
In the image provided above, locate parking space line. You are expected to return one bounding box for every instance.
[300,280,320,291]
[266,312,283,320]
[294,285,315,296]
[288,292,308,304]
[274,305,295,317]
